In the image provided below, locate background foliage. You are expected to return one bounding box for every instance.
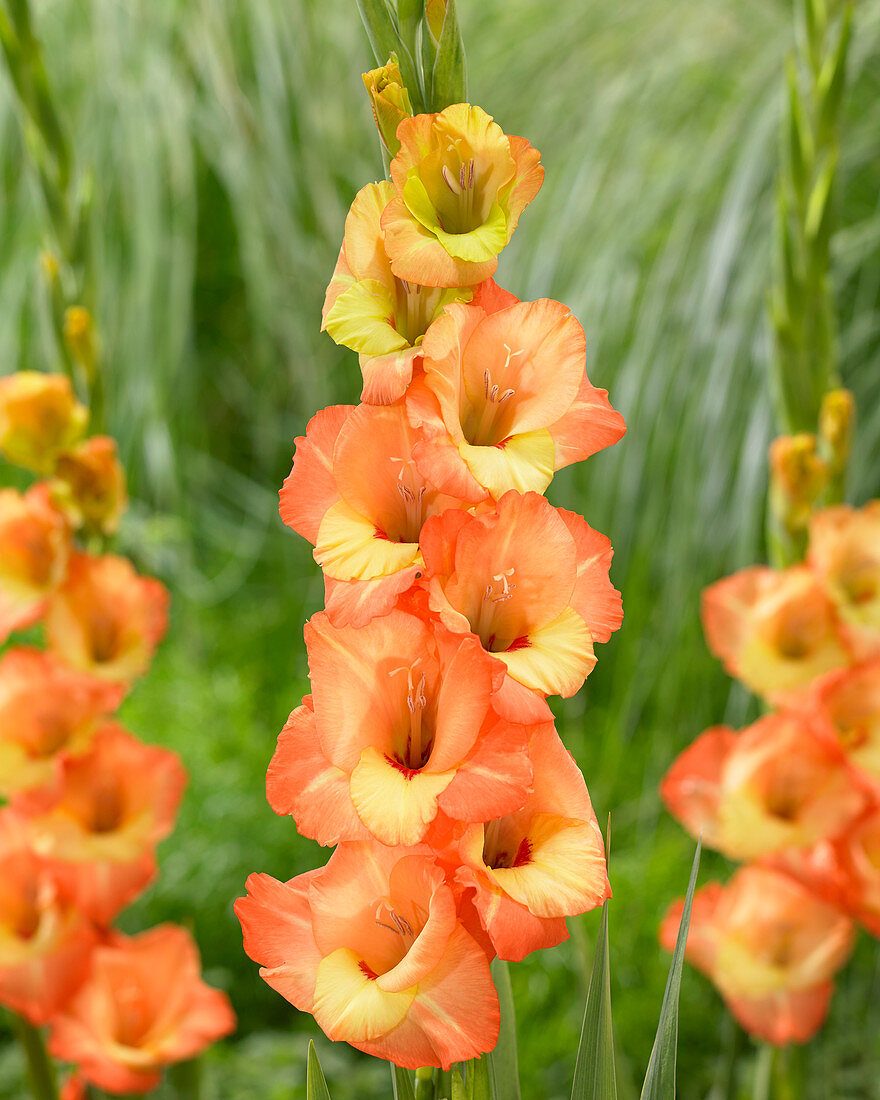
[1,0,879,1095]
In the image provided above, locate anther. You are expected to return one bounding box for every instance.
[441,165,462,195]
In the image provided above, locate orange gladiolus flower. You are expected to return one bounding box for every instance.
[660,714,867,860]
[280,402,470,628]
[267,607,534,847]
[12,724,186,924]
[809,501,880,659]
[0,484,69,643]
[803,659,880,793]
[48,925,236,1095]
[661,865,854,1045]
[0,814,97,1024]
[52,435,129,537]
[450,724,609,962]
[60,1074,86,1100]
[381,104,544,288]
[236,843,498,1069]
[0,647,123,795]
[421,489,622,716]
[45,553,169,683]
[701,565,850,702]
[409,294,625,501]
[0,371,88,474]
[322,182,473,404]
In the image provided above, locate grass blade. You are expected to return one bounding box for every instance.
[640,840,702,1100]
[307,1040,331,1100]
[488,958,520,1100]
[391,1064,417,1100]
[571,900,617,1100]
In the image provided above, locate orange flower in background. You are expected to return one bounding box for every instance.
[421,489,622,716]
[408,294,625,500]
[45,553,169,683]
[701,564,850,702]
[48,924,236,1095]
[450,723,609,962]
[267,608,533,847]
[236,843,498,1069]
[661,713,868,860]
[661,865,854,1045]
[11,724,186,924]
[52,435,129,536]
[322,182,473,404]
[0,815,97,1025]
[0,484,69,643]
[0,647,123,795]
[0,371,88,474]
[809,501,880,658]
[803,659,880,793]
[381,104,544,288]
[280,402,470,628]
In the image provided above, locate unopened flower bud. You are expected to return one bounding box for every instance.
[769,432,827,537]
[0,371,88,474]
[362,56,413,158]
[52,435,128,537]
[818,388,855,477]
[426,0,448,42]
[63,306,98,379]
[40,251,60,285]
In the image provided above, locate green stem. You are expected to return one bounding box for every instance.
[12,1014,58,1100]
[414,1066,435,1100]
[753,1043,775,1100]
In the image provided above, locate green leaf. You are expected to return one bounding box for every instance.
[397,0,421,51]
[355,0,399,66]
[488,959,520,1100]
[391,1064,417,1100]
[307,1040,332,1100]
[816,7,852,145]
[451,1068,467,1100]
[639,840,702,1100]
[430,0,466,110]
[470,1057,492,1100]
[571,901,617,1100]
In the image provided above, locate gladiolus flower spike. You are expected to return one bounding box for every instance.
[238,21,627,1080]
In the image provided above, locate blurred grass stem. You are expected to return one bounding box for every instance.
[11,1014,58,1100]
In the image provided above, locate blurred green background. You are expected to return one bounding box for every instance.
[1,0,880,1096]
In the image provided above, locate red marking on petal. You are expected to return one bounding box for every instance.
[505,636,530,652]
[385,754,420,780]
[359,960,379,980]
[512,837,533,868]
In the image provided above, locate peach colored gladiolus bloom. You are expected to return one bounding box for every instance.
[322,182,473,404]
[0,371,88,474]
[660,713,867,860]
[0,814,97,1024]
[802,659,880,793]
[45,553,169,683]
[60,1074,86,1100]
[48,925,236,1095]
[12,724,186,924]
[809,501,880,659]
[408,294,625,500]
[236,842,498,1069]
[661,865,854,1045]
[701,564,850,702]
[0,484,69,643]
[0,647,123,795]
[420,489,622,717]
[280,402,470,628]
[450,723,610,962]
[267,607,534,847]
[381,104,544,288]
[52,435,129,536]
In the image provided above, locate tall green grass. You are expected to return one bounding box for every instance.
[1,0,879,1096]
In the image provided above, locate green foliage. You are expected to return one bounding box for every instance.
[308,1042,332,1100]
[0,0,879,1098]
[487,960,521,1100]
[571,902,617,1100]
[392,1065,417,1100]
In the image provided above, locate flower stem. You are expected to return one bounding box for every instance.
[11,1014,58,1100]
[414,1067,435,1100]
[753,1043,775,1100]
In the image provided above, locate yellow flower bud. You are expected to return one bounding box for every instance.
[426,0,447,42]
[63,306,98,379]
[40,251,60,285]
[769,432,828,536]
[362,57,413,158]
[818,388,855,476]
[0,371,88,475]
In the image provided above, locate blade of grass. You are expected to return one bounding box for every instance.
[571,899,617,1100]
[306,1040,331,1100]
[640,839,702,1100]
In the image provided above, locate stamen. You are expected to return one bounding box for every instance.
[485,568,516,603]
[442,164,462,195]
